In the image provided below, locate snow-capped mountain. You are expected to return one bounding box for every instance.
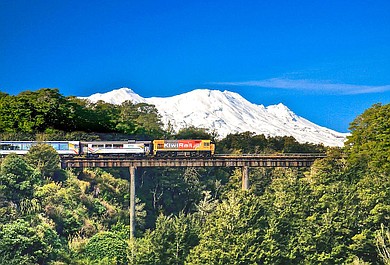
[81,87,348,146]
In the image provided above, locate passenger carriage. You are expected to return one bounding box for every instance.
[0,141,80,156]
[80,141,151,157]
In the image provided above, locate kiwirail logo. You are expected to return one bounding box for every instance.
[164,140,202,149]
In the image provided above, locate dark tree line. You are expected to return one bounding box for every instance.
[217,131,325,154]
[0,88,164,138]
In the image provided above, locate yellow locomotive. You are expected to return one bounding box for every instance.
[153,139,215,157]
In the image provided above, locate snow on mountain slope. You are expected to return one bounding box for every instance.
[80,87,146,104]
[82,87,348,146]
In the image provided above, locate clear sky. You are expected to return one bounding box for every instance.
[1,0,390,133]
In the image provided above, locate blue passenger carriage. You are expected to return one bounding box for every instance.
[0,141,80,156]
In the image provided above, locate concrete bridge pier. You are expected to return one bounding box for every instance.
[129,166,136,239]
[242,166,249,190]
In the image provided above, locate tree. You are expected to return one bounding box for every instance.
[186,191,266,264]
[353,170,390,262]
[134,103,164,137]
[134,213,200,265]
[217,132,324,154]
[0,153,38,203]
[83,231,128,265]
[64,96,95,132]
[175,126,214,140]
[115,101,138,135]
[345,103,390,176]
[376,224,390,265]
[88,100,119,132]
[217,131,259,154]
[0,88,76,133]
[34,180,84,237]
[296,149,382,264]
[341,103,390,263]
[81,168,147,230]
[0,93,35,133]
[260,169,316,264]
[30,88,72,131]
[0,218,61,264]
[25,143,60,177]
[116,101,164,137]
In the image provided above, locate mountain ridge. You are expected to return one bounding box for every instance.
[81,87,348,146]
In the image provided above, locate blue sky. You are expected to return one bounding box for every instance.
[1,0,390,132]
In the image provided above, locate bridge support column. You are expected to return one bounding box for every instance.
[242,166,249,190]
[129,166,136,239]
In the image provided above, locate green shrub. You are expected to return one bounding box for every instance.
[83,232,128,265]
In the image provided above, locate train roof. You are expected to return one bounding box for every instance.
[0,140,78,143]
[81,140,152,144]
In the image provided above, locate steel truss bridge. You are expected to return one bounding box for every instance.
[61,153,326,238]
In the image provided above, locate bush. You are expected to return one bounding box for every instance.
[83,232,128,265]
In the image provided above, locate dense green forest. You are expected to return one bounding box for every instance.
[0,89,389,264]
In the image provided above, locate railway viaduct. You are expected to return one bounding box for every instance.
[61,153,326,238]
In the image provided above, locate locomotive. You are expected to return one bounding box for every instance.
[0,139,215,158]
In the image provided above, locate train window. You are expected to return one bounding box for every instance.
[0,144,11,150]
[157,144,164,149]
[59,143,69,150]
[11,144,20,150]
[19,143,28,150]
[113,144,122,148]
[204,142,210,147]
[50,143,60,150]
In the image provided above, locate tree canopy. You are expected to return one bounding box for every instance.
[346,103,390,176]
[0,88,164,138]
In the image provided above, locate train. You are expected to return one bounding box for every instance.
[0,139,215,158]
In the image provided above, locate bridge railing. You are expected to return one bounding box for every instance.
[214,153,326,158]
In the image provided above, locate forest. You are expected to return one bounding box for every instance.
[0,88,389,264]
